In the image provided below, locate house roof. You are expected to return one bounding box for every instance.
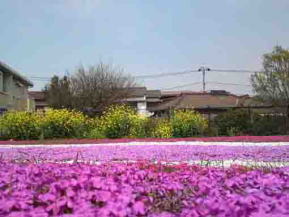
[29,91,46,100]
[151,91,249,111]
[241,97,274,107]
[29,88,162,103]
[128,87,147,97]
[146,90,161,98]
[161,90,199,98]
[127,87,161,99]
[0,60,33,87]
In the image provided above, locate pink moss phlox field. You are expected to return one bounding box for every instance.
[0,145,289,162]
[1,135,289,145]
[0,162,288,217]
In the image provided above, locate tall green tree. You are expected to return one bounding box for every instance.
[44,75,72,109]
[251,46,289,131]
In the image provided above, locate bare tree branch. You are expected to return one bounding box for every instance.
[45,62,136,115]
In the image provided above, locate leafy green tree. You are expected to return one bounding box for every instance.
[44,75,72,109]
[214,109,253,136]
[251,46,289,131]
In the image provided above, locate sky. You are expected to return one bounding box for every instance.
[1,0,289,95]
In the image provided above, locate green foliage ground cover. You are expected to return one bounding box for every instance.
[0,105,285,140]
[214,109,286,136]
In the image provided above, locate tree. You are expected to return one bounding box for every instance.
[45,63,135,114]
[251,46,289,131]
[44,75,72,109]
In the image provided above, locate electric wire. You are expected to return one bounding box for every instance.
[163,82,201,90]
[135,70,200,79]
[210,69,258,73]
[27,68,258,90]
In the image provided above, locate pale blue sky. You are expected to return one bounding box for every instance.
[1,0,289,94]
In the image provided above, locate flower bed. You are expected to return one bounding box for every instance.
[1,137,288,216]
[0,162,288,217]
[1,144,289,163]
[1,135,289,145]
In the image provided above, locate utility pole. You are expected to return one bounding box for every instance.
[198,66,211,92]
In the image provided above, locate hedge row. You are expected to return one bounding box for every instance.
[213,109,286,136]
[0,106,207,140]
[0,109,88,140]
[0,106,285,140]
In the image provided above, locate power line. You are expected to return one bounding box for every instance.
[210,69,258,73]
[162,81,251,91]
[29,76,51,80]
[27,68,259,80]
[27,67,259,92]
[29,76,50,80]
[135,70,199,79]
[163,82,201,90]
[208,82,251,87]
[29,78,50,81]
[27,70,200,81]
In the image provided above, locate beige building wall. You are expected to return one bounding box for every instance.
[0,69,34,111]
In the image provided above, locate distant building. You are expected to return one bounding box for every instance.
[121,87,161,116]
[0,61,34,112]
[150,89,283,118]
[28,91,49,111]
[29,87,162,115]
[29,87,279,117]
[151,90,250,118]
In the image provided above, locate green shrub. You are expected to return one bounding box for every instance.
[99,105,147,138]
[204,126,219,137]
[226,127,239,137]
[0,111,41,140]
[87,127,106,139]
[40,109,87,139]
[100,105,133,138]
[214,109,253,136]
[152,119,172,138]
[86,117,105,139]
[252,115,285,136]
[128,114,148,138]
[170,110,207,138]
[141,118,160,138]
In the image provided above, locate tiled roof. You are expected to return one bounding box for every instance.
[128,87,161,98]
[146,90,161,98]
[161,90,202,97]
[29,88,161,102]
[151,92,250,111]
[127,87,147,97]
[242,97,272,107]
[28,91,46,100]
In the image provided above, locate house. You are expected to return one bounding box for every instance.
[151,90,250,118]
[30,85,279,118]
[28,91,49,111]
[0,61,34,112]
[122,87,161,115]
[151,89,286,119]
[29,87,162,115]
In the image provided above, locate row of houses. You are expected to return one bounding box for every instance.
[0,61,278,117]
[30,85,278,118]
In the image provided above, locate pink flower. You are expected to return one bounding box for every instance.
[133,201,146,215]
